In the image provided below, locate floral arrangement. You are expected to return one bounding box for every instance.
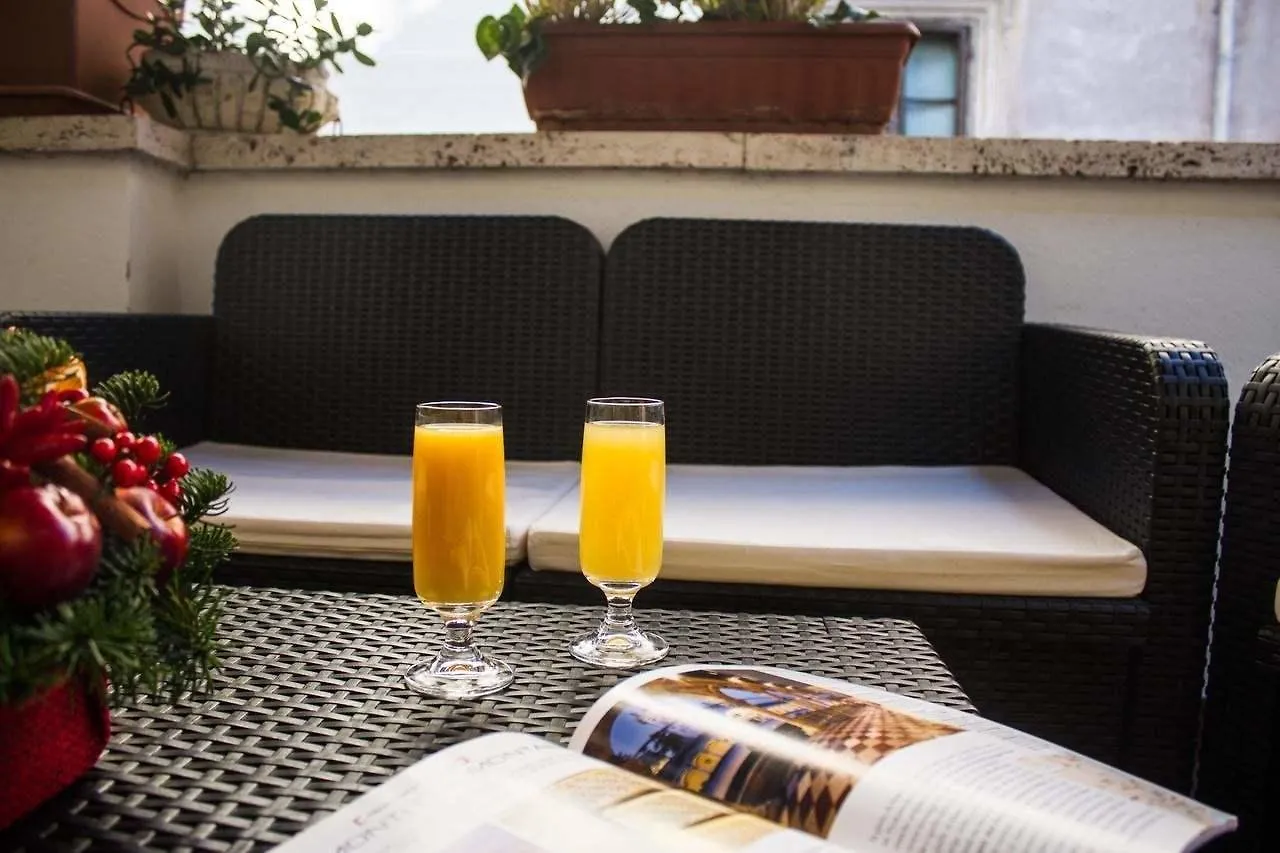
[0,328,235,709]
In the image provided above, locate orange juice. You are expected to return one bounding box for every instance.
[412,423,505,605]
[579,421,665,586]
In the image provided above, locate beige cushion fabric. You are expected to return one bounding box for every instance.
[181,443,578,564]
[527,465,1147,597]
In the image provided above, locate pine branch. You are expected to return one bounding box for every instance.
[181,468,233,524]
[152,582,224,704]
[94,371,168,427]
[183,523,238,587]
[0,328,78,404]
[0,539,160,707]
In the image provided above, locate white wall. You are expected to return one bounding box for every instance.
[0,159,134,311]
[1015,0,1218,140]
[1,157,1278,392]
[1234,0,1280,142]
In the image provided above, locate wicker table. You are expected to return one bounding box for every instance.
[2,587,973,853]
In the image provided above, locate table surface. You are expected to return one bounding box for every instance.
[2,587,973,853]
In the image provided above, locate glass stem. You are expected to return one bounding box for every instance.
[442,615,477,656]
[602,591,638,635]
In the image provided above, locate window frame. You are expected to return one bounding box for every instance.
[892,22,972,137]
[863,0,1025,137]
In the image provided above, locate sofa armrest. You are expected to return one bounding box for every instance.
[1019,324,1229,604]
[1020,324,1229,787]
[1,312,213,447]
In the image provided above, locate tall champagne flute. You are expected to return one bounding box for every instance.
[405,402,513,698]
[570,397,669,668]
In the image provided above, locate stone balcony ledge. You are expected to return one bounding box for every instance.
[2,114,1278,182]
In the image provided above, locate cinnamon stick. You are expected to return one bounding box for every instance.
[37,457,149,541]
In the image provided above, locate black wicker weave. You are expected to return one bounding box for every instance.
[600,219,1024,466]
[0,587,972,852]
[0,312,212,448]
[1199,355,1280,851]
[4,216,1230,795]
[211,214,602,460]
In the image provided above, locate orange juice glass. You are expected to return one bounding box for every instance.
[405,402,513,699]
[570,398,669,669]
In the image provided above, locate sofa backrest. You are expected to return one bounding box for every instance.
[212,215,602,459]
[600,218,1025,466]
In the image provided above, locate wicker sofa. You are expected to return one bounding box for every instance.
[1199,355,1280,850]
[4,214,1230,794]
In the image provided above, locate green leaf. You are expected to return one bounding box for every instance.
[356,22,373,37]
[476,16,503,60]
[632,0,659,22]
[330,11,344,37]
[352,50,375,67]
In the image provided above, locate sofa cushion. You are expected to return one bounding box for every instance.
[527,465,1146,597]
[182,443,578,564]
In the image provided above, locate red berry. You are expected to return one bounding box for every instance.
[112,459,145,487]
[89,438,117,464]
[143,479,158,491]
[115,432,136,452]
[159,479,182,504]
[57,388,89,403]
[134,436,162,466]
[163,452,190,480]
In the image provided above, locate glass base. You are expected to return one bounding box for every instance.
[405,651,513,699]
[570,626,669,670]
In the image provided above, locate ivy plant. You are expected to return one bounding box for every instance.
[122,0,375,133]
[477,1,881,80]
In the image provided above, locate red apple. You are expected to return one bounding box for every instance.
[115,487,188,582]
[0,484,102,610]
[67,397,128,438]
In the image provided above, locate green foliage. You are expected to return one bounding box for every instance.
[0,329,76,405]
[2,540,158,707]
[125,0,375,133]
[477,1,881,77]
[180,468,233,525]
[95,370,168,427]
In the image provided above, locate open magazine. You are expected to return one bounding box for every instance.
[273,665,1235,853]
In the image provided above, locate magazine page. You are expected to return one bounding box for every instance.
[569,665,1235,853]
[271,731,843,853]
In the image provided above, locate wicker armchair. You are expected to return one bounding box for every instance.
[1200,355,1280,850]
[4,214,1230,795]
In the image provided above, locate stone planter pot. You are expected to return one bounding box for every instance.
[134,50,339,134]
[0,0,161,117]
[524,21,920,133]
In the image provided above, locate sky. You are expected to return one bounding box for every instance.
[322,0,537,134]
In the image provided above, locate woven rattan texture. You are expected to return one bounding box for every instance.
[1200,355,1280,850]
[1019,325,1229,791]
[1,587,971,852]
[600,219,1025,466]
[509,568,1147,766]
[0,312,211,447]
[211,215,602,460]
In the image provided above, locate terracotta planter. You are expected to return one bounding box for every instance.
[0,679,110,828]
[0,0,160,118]
[134,50,339,133]
[524,21,920,133]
